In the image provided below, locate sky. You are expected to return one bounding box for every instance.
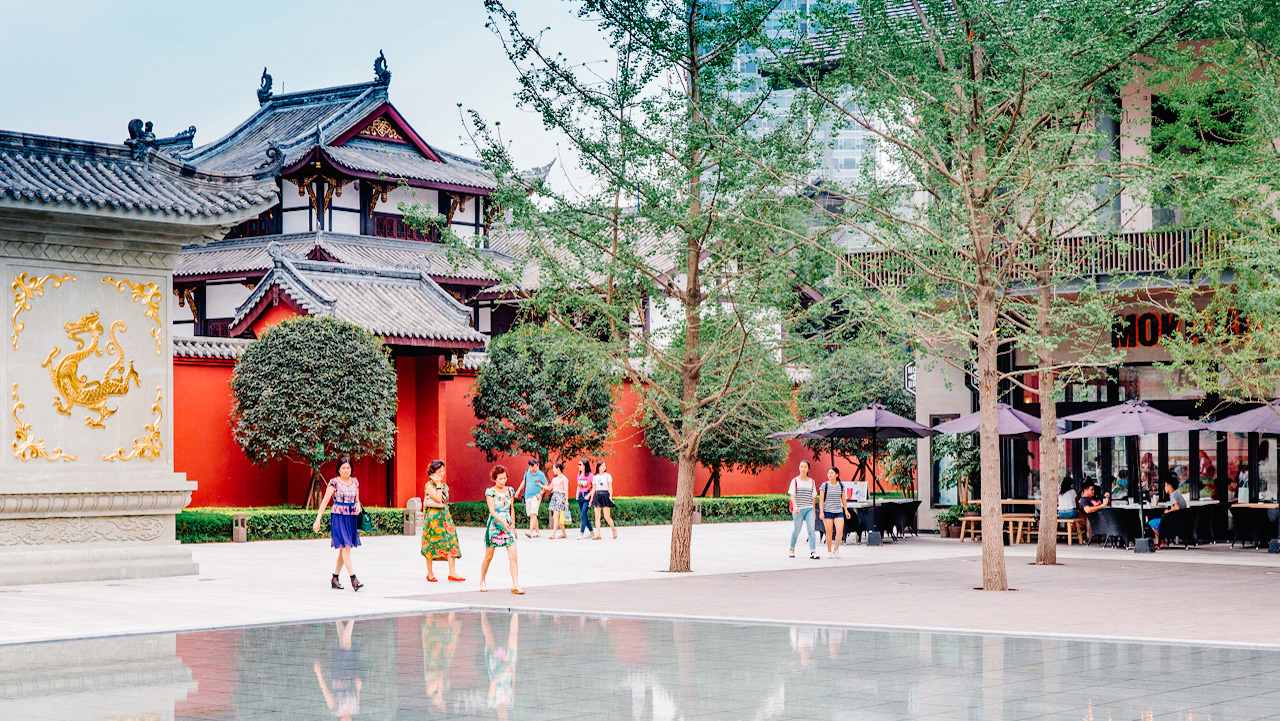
[0,0,611,190]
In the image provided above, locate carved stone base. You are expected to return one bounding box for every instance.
[0,543,197,585]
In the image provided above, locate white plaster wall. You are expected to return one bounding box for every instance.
[205,283,253,319]
[377,186,437,216]
[913,350,972,523]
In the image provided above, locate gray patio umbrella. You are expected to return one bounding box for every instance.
[1204,403,1280,434]
[932,402,1045,441]
[1062,399,1189,424]
[1061,404,1200,551]
[802,403,937,544]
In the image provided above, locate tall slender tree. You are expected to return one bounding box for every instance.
[411,0,824,571]
[760,0,1204,586]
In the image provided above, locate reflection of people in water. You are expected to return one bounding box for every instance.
[422,612,460,712]
[789,625,817,668]
[314,620,361,720]
[482,612,519,721]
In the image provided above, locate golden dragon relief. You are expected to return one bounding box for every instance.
[41,311,140,429]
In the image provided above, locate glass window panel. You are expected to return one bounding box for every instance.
[1196,432,1219,500]
[1109,440,1130,500]
[1226,434,1249,503]
[1117,366,1206,401]
[1260,437,1278,502]
[1168,432,1191,496]
[1138,435,1159,501]
[1078,438,1101,485]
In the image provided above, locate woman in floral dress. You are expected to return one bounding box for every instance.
[479,465,524,594]
[421,460,463,583]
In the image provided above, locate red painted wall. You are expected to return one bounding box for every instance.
[176,359,910,508]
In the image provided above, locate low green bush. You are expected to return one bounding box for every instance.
[176,507,401,544]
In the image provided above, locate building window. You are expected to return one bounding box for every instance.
[372,213,436,242]
[224,206,280,240]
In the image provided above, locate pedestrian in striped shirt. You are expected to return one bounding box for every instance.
[788,460,820,559]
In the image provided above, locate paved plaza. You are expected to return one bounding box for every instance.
[4,522,1278,648]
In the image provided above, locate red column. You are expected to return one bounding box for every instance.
[394,356,419,507]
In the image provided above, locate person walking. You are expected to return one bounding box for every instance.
[421,460,464,583]
[788,460,820,560]
[547,462,570,539]
[515,458,548,538]
[576,459,595,539]
[590,460,617,540]
[312,458,363,592]
[819,466,850,558]
[480,465,524,594]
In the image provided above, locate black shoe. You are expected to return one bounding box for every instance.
[350,575,363,592]
[331,574,344,590]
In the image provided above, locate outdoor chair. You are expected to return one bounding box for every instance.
[1156,507,1197,548]
[1003,514,1036,544]
[1195,503,1229,544]
[872,504,901,541]
[1085,508,1134,548]
[1056,517,1086,544]
[1231,506,1278,549]
[896,500,922,537]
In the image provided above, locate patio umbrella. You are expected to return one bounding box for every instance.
[1061,403,1200,551]
[803,403,937,544]
[1204,403,1280,434]
[932,402,1045,441]
[769,413,843,468]
[1062,399,1189,424]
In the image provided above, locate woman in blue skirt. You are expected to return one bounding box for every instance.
[312,457,364,591]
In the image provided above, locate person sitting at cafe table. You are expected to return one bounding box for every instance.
[1080,482,1110,514]
[1147,479,1188,547]
[1057,477,1080,519]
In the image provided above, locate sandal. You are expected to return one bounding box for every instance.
[511,588,525,595]
[331,574,344,590]
[789,549,795,558]
[350,575,363,592]
[479,581,488,592]
[447,575,466,582]
[810,553,820,560]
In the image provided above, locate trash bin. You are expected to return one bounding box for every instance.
[692,501,702,525]
[404,498,422,536]
[232,514,247,543]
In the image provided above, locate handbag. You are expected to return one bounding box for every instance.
[358,510,373,533]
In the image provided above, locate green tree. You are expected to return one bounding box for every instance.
[230,316,397,508]
[409,0,824,571]
[758,0,1208,588]
[643,316,793,498]
[470,325,617,465]
[798,333,916,493]
[1145,7,1280,415]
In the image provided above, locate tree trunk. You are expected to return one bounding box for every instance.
[1035,272,1062,565]
[669,448,699,572]
[306,466,326,510]
[711,466,721,498]
[976,286,1010,591]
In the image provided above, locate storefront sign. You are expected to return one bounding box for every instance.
[1111,310,1246,349]
[903,361,917,396]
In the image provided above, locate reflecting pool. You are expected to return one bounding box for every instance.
[4,611,1280,720]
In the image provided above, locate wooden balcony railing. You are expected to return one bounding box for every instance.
[843,229,1219,288]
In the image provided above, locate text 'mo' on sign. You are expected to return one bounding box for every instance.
[1112,310,1246,349]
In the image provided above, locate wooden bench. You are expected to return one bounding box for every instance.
[1004,514,1037,544]
[959,515,981,542]
[1057,517,1086,545]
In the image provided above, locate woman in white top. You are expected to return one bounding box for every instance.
[788,460,820,559]
[590,460,617,539]
[1057,477,1079,519]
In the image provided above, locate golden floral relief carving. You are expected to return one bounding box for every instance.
[11,272,75,349]
[104,277,163,355]
[104,386,163,462]
[359,116,405,141]
[11,383,76,462]
[42,311,139,429]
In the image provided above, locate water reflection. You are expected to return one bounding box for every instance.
[5,612,1280,720]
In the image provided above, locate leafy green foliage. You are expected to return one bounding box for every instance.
[230,316,397,505]
[643,313,792,496]
[470,325,617,464]
[176,507,402,543]
[798,334,916,491]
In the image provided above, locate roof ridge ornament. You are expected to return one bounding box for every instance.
[124,119,158,161]
[374,50,391,85]
[257,67,273,105]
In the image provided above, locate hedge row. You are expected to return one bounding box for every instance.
[176,492,915,543]
[175,507,402,544]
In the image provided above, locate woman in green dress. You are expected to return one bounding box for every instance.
[421,460,463,583]
[480,465,524,594]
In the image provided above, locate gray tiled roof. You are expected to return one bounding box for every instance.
[172,336,251,360]
[176,231,514,282]
[232,244,486,347]
[310,143,496,191]
[177,82,389,175]
[0,130,276,219]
